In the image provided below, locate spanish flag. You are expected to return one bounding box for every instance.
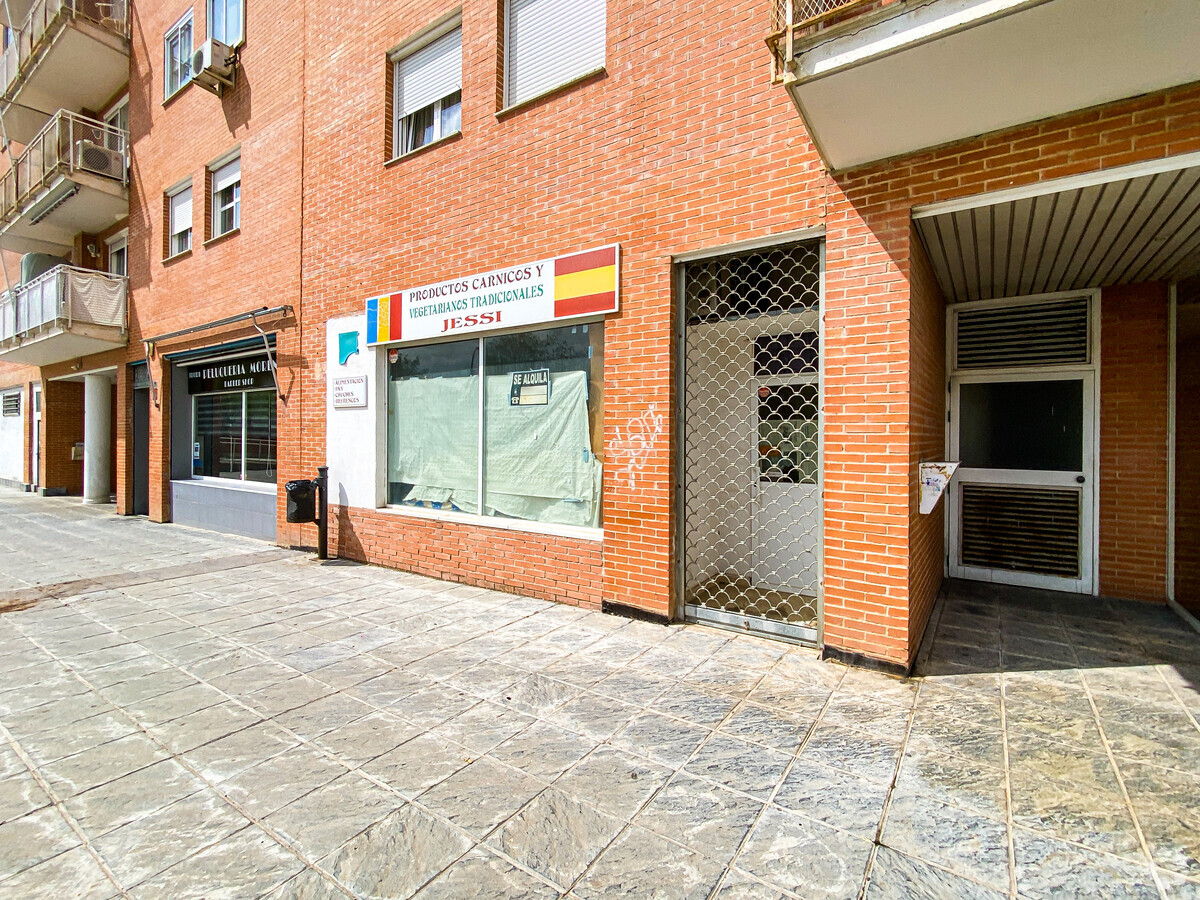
[554,246,618,319]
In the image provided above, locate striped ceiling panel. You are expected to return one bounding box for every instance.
[914,157,1200,303]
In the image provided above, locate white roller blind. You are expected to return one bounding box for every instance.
[212,157,240,193]
[506,0,606,107]
[170,187,192,236]
[396,27,462,119]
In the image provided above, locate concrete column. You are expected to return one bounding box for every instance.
[83,374,112,504]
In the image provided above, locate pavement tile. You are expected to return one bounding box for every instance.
[574,824,725,899]
[313,709,422,766]
[718,704,812,755]
[182,721,299,782]
[634,772,763,864]
[774,760,888,837]
[321,805,472,900]
[734,805,873,899]
[684,734,791,801]
[863,846,1006,900]
[893,747,1007,822]
[0,773,51,825]
[265,773,403,861]
[1009,774,1142,857]
[881,792,1010,893]
[92,789,250,887]
[129,826,304,899]
[272,693,374,741]
[145,701,264,754]
[547,692,639,742]
[798,725,903,786]
[411,847,559,899]
[0,845,117,900]
[261,867,352,899]
[362,734,473,799]
[417,756,544,838]
[0,806,81,879]
[63,758,203,837]
[218,745,346,817]
[1012,827,1160,899]
[490,722,595,781]
[490,788,623,890]
[557,747,672,821]
[611,713,710,767]
[649,684,740,729]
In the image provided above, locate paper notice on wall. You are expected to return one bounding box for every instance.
[919,462,959,514]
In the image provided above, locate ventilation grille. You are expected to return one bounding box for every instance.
[955,298,1089,370]
[960,484,1080,578]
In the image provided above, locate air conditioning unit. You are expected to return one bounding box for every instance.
[74,141,125,181]
[190,39,236,95]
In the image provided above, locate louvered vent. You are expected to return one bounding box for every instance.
[955,298,1089,370]
[960,484,1080,578]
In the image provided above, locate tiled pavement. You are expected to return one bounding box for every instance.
[0,491,1196,899]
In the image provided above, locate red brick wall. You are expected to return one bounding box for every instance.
[1097,284,1169,602]
[334,507,603,609]
[1176,304,1200,614]
[127,0,305,531]
[907,224,946,657]
[43,380,84,495]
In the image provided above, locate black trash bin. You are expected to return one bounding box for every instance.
[285,479,317,523]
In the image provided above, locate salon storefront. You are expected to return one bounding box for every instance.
[167,339,280,541]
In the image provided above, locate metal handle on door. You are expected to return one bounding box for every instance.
[1076,475,1086,484]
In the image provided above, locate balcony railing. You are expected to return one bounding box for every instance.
[767,0,892,81]
[0,0,129,95]
[0,110,127,227]
[0,265,126,345]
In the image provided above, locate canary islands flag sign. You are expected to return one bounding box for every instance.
[366,245,618,346]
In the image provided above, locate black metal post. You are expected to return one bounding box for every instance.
[316,465,329,560]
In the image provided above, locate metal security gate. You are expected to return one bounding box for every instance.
[679,239,822,643]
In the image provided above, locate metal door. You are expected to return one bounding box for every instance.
[680,240,822,643]
[946,293,1099,594]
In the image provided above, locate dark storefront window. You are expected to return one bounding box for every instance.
[189,353,277,484]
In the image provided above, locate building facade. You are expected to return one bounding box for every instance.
[0,0,1196,672]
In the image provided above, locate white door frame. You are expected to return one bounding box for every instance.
[30,383,41,490]
[945,289,1101,594]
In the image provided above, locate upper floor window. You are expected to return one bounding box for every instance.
[210,155,241,238]
[164,12,194,99]
[104,97,128,153]
[504,0,605,109]
[107,234,128,276]
[392,23,461,158]
[167,184,193,257]
[208,0,243,47]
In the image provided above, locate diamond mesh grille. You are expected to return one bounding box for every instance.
[681,241,822,638]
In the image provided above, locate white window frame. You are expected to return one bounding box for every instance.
[503,0,606,110]
[167,182,193,257]
[390,17,462,160]
[207,0,244,47]
[210,155,241,238]
[106,232,128,276]
[103,96,129,154]
[164,11,194,99]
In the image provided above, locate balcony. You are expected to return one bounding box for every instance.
[768,0,1200,172]
[0,0,129,144]
[0,110,127,257]
[0,265,126,365]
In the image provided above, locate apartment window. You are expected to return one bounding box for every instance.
[107,235,127,276]
[1,393,18,417]
[386,322,604,528]
[104,98,128,153]
[210,156,240,237]
[207,0,243,46]
[167,184,193,257]
[392,24,462,158]
[504,0,605,108]
[164,12,194,98]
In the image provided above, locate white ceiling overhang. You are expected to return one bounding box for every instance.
[912,153,1200,303]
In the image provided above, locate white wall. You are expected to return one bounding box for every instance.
[325,315,384,511]
[0,393,24,483]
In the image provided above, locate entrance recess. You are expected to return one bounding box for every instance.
[947,293,1099,593]
[679,239,822,643]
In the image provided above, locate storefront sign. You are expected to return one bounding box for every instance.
[187,357,275,395]
[366,245,619,346]
[333,375,368,409]
[510,368,550,406]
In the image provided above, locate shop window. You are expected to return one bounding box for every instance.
[392,24,462,158]
[2,393,18,416]
[210,155,241,238]
[193,389,276,483]
[164,12,194,99]
[387,322,603,528]
[208,0,243,46]
[167,184,192,257]
[504,0,605,108]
